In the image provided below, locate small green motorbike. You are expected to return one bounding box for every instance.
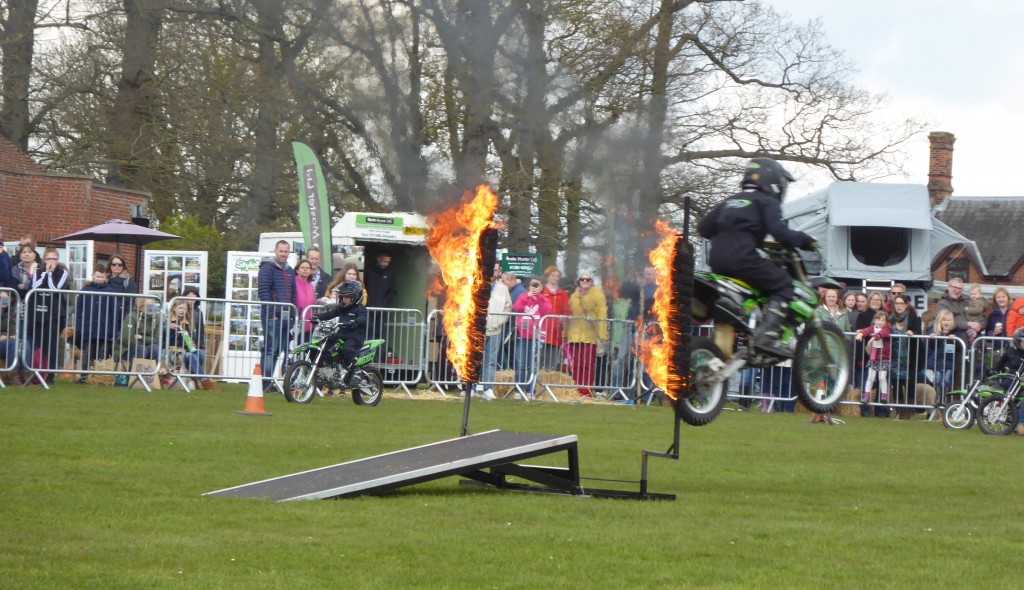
[942,370,1011,430]
[284,319,385,406]
[975,364,1024,435]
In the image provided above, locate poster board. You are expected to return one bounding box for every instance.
[223,251,265,378]
[143,250,208,303]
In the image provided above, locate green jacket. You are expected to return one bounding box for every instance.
[814,306,850,333]
[115,310,163,358]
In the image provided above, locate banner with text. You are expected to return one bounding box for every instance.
[292,141,333,274]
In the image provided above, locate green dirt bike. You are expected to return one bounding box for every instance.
[284,319,385,406]
[941,369,1015,431]
[975,365,1024,435]
[686,242,851,427]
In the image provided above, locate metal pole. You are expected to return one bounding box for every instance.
[460,382,473,437]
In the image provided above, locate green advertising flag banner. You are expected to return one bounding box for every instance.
[292,140,333,274]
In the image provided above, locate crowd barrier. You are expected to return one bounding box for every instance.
[726,332,984,414]
[0,288,23,378]
[13,288,165,391]
[425,310,539,400]
[159,296,296,392]
[3,287,1013,414]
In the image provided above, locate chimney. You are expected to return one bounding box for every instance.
[927,131,955,207]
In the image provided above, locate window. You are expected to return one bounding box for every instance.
[849,227,910,266]
[946,257,969,282]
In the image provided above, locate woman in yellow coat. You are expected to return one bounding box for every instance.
[565,271,609,397]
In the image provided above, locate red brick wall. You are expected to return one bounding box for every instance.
[0,136,149,272]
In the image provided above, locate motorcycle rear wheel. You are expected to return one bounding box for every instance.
[352,368,383,407]
[284,360,318,404]
[681,337,727,426]
[792,323,851,413]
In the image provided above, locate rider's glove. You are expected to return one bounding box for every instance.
[799,239,819,252]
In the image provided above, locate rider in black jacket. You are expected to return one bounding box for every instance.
[314,280,368,386]
[697,158,816,356]
[992,328,1024,374]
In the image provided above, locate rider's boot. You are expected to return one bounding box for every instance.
[344,362,360,387]
[753,296,792,358]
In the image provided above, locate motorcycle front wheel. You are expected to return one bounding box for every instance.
[942,395,975,430]
[284,360,318,404]
[976,395,1017,435]
[680,337,727,426]
[352,368,383,407]
[793,322,851,414]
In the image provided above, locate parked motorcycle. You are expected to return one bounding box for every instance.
[942,369,1014,430]
[685,242,851,426]
[283,319,385,406]
[975,365,1024,435]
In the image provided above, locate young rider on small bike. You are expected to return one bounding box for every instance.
[313,280,367,387]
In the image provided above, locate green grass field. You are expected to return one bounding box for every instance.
[1,383,1020,589]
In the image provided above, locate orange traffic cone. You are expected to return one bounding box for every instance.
[237,363,272,417]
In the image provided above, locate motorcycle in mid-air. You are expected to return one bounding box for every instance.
[283,319,386,406]
[683,242,851,427]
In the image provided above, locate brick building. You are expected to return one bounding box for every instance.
[0,134,150,280]
[927,131,1024,291]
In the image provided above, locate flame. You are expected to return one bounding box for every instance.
[601,253,621,299]
[638,220,684,400]
[425,185,500,382]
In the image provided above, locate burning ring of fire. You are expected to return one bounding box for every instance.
[638,220,690,401]
[425,185,501,384]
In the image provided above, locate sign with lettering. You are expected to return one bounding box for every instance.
[501,253,542,277]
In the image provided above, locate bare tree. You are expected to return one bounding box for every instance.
[19,0,921,269]
[0,0,40,149]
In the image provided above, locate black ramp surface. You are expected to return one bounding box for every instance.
[206,429,578,501]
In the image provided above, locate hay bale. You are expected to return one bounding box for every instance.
[836,386,861,417]
[916,383,937,407]
[491,369,584,401]
[87,358,116,387]
[796,385,861,417]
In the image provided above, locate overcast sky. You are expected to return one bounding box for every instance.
[769,0,1023,197]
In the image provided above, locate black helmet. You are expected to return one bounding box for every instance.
[334,280,362,301]
[1014,327,1024,349]
[742,157,795,201]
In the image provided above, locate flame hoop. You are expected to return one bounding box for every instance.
[425,185,500,435]
[640,220,694,405]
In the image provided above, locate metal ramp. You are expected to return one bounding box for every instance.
[205,430,587,501]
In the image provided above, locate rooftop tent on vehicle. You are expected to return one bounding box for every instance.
[779,181,987,282]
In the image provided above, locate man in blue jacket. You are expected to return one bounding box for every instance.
[257,240,296,391]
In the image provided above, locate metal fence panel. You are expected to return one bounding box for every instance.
[0,288,22,381]
[23,288,165,390]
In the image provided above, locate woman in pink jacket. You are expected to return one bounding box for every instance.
[513,277,552,397]
[294,259,317,335]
